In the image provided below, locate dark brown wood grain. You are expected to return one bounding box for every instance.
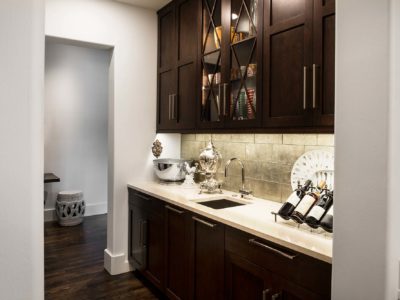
[156,0,335,134]
[190,214,225,300]
[313,0,335,127]
[164,204,190,300]
[45,214,160,300]
[263,0,314,128]
[157,0,198,131]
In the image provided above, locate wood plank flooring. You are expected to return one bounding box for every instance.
[45,214,159,300]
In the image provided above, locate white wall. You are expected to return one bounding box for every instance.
[44,41,110,220]
[45,0,181,275]
[334,0,400,299]
[0,0,44,299]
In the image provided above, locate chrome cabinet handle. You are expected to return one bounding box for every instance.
[303,66,307,110]
[192,216,217,228]
[223,83,228,117]
[171,94,178,120]
[142,220,147,246]
[262,288,271,300]
[218,84,222,115]
[271,292,281,300]
[165,205,184,214]
[136,193,150,201]
[249,239,297,260]
[168,94,172,120]
[313,64,318,109]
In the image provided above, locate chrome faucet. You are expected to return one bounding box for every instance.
[224,158,252,198]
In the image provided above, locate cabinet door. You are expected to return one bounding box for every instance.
[128,191,165,290]
[158,4,177,130]
[190,215,224,300]
[313,0,335,127]
[144,207,165,289]
[269,275,323,300]
[175,0,198,129]
[165,205,190,300]
[263,0,314,128]
[128,203,147,271]
[225,251,276,300]
[225,0,263,128]
[198,0,225,129]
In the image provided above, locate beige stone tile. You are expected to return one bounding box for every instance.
[280,184,294,202]
[230,134,255,143]
[317,134,335,146]
[254,162,291,184]
[254,134,282,144]
[223,142,246,161]
[304,145,334,153]
[181,134,196,142]
[181,141,205,160]
[196,134,212,142]
[244,160,264,180]
[283,134,317,146]
[251,179,281,202]
[271,144,305,164]
[245,143,273,161]
[211,134,231,142]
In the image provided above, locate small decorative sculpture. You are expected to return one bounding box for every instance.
[198,140,222,194]
[152,139,163,158]
[182,162,196,186]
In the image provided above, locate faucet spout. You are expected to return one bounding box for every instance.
[225,158,249,195]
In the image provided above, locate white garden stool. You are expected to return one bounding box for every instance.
[55,191,85,226]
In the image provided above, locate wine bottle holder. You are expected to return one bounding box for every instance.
[271,211,333,238]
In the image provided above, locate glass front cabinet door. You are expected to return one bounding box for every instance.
[199,0,263,129]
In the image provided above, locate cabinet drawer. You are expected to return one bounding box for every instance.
[225,227,331,298]
[128,188,164,215]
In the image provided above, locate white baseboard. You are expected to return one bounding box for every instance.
[44,202,107,222]
[104,248,132,275]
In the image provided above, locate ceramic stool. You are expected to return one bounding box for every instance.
[55,191,85,226]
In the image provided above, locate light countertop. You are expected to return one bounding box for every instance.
[127,181,332,263]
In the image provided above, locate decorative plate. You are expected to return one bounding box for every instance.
[290,150,334,191]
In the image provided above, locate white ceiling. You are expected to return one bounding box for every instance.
[115,0,172,10]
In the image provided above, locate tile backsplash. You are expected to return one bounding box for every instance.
[181,134,334,203]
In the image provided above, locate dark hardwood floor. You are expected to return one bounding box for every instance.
[45,214,159,300]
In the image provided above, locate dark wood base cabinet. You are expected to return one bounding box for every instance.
[128,188,331,300]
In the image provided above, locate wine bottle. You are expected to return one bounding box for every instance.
[278,180,312,220]
[320,205,333,233]
[291,180,326,224]
[305,190,333,228]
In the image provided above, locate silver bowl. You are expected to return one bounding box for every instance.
[153,159,192,182]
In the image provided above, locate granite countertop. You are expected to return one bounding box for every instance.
[127,181,333,263]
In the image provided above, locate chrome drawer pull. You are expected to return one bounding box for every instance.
[303,66,307,110]
[271,292,281,300]
[192,216,217,228]
[136,193,150,201]
[165,205,184,214]
[248,239,297,260]
[262,288,271,300]
[312,64,318,109]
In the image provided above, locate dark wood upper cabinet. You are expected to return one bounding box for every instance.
[198,0,264,129]
[313,0,335,127]
[263,0,335,130]
[263,0,314,128]
[157,0,198,131]
[157,0,335,133]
